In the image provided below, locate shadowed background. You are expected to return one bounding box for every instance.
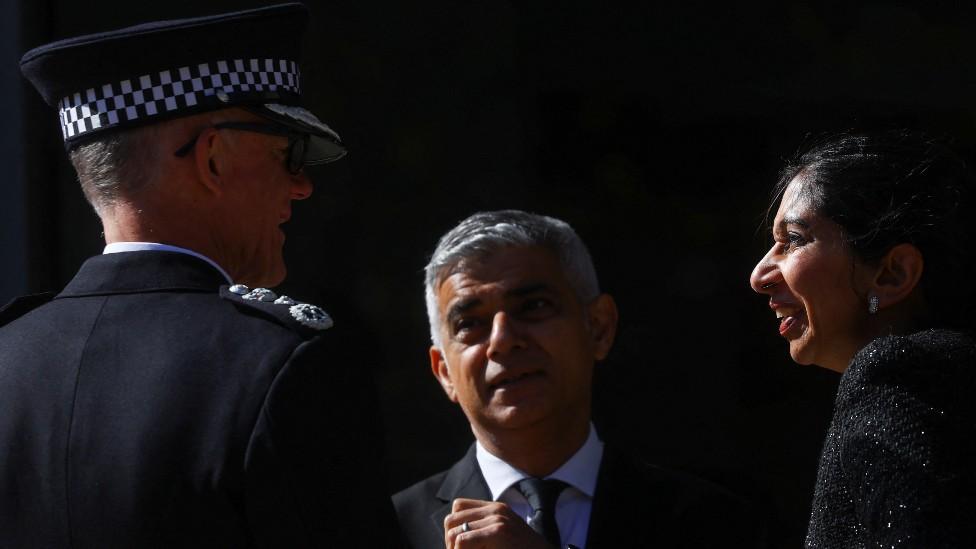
[5,1,975,545]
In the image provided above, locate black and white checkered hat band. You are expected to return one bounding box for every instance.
[58,58,301,141]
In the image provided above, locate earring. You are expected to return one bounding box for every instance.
[868,294,879,315]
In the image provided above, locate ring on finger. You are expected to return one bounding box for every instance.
[461,521,471,533]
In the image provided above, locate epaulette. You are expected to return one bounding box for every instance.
[219,284,334,337]
[0,292,56,327]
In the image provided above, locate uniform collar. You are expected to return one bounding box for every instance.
[103,242,233,284]
[58,250,228,298]
[475,423,604,501]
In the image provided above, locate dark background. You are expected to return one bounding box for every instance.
[6,1,976,546]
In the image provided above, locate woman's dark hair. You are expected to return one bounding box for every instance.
[770,129,976,331]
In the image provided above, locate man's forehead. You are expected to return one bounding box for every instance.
[446,245,559,280]
[436,247,567,306]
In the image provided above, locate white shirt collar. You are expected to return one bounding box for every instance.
[103,242,233,284]
[475,423,604,501]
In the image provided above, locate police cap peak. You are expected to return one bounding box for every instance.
[20,2,345,164]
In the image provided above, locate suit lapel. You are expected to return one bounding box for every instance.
[429,445,491,534]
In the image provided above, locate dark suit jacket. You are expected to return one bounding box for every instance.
[393,443,764,548]
[0,251,399,548]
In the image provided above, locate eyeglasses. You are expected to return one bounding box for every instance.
[173,121,310,175]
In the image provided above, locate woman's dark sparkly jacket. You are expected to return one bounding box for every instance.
[806,329,976,548]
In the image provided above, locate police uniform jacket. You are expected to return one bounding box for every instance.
[0,250,398,548]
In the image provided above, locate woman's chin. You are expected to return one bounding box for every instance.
[789,344,851,373]
[787,339,817,367]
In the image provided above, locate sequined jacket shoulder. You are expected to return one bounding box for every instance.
[806,329,976,548]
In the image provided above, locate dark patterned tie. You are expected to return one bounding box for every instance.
[515,477,569,546]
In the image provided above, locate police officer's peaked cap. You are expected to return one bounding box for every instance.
[20,2,345,164]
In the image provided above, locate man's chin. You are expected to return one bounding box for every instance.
[485,401,551,430]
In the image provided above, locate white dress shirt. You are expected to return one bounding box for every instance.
[103,242,233,284]
[475,424,603,548]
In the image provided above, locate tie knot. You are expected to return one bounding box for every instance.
[515,477,568,513]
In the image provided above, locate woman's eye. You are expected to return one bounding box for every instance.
[783,232,807,252]
[772,232,807,254]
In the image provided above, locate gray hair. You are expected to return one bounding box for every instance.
[424,209,600,347]
[68,124,160,215]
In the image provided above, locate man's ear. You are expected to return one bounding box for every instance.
[430,346,458,403]
[194,128,226,196]
[870,243,924,311]
[587,293,618,361]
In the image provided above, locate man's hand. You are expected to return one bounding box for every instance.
[443,498,555,549]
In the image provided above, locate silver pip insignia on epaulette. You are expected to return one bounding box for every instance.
[229,284,250,295]
[289,303,333,330]
[221,285,334,332]
[243,288,277,302]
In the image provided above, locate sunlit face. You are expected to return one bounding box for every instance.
[750,177,873,372]
[430,246,615,438]
[218,121,313,287]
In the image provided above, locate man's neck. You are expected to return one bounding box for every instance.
[103,200,190,245]
[473,416,591,477]
[101,201,233,280]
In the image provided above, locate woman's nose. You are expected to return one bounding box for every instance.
[750,246,780,294]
